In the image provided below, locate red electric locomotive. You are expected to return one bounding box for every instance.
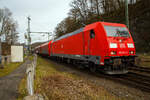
[37,21,136,74]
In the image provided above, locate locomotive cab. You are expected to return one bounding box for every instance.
[102,22,136,74]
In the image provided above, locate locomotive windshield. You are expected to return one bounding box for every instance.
[104,26,130,37]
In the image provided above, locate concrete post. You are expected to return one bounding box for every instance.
[125,0,129,28]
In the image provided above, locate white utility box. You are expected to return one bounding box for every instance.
[11,46,23,62]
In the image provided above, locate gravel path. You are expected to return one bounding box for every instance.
[0,60,30,100]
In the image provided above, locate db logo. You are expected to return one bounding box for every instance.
[120,43,125,48]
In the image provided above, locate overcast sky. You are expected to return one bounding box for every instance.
[0,0,72,44]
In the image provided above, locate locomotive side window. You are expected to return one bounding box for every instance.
[90,29,95,38]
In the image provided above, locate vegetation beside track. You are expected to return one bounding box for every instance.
[0,62,22,77]
[19,56,126,100]
[17,55,34,100]
[137,54,150,67]
[0,55,31,77]
[18,76,27,100]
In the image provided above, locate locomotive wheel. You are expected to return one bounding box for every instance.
[89,62,96,72]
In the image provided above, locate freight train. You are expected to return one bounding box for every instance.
[35,22,136,74]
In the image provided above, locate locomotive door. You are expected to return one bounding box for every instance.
[83,30,95,56]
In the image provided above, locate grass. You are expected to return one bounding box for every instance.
[28,55,34,60]
[0,62,22,77]
[18,56,128,100]
[17,55,34,100]
[18,76,27,100]
[0,54,29,77]
[136,54,150,67]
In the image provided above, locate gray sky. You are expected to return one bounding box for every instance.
[0,0,72,43]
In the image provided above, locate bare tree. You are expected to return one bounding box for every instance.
[0,8,19,44]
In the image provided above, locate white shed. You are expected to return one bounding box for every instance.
[11,46,24,62]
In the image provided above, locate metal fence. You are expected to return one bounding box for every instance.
[26,54,37,96]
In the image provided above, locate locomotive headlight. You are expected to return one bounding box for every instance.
[129,51,134,54]
[110,51,117,55]
[127,43,134,48]
[110,43,117,48]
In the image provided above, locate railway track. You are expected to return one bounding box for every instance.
[123,66,150,92]
[90,69,150,93]
[96,72,150,93]
[43,57,150,93]
[128,65,150,73]
[117,72,150,92]
[65,64,150,92]
[81,68,150,93]
[67,64,150,92]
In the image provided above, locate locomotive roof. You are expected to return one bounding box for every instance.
[53,22,127,42]
[53,22,100,42]
[54,27,84,42]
